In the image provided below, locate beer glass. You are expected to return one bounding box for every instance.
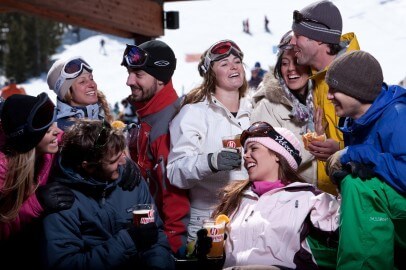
[132,204,154,227]
[222,134,242,170]
[202,219,226,259]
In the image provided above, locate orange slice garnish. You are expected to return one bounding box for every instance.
[215,214,230,225]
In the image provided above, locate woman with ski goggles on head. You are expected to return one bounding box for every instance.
[47,57,113,130]
[211,122,339,269]
[0,93,74,267]
[167,39,252,246]
[250,30,320,185]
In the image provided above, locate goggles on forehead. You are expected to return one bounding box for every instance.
[54,57,93,94]
[121,44,149,68]
[201,40,244,74]
[278,30,294,52]
[6,93,56,139]
[293,10,331,30]
[241,121,302,166]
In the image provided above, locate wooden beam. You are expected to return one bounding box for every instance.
[0,0,164,38]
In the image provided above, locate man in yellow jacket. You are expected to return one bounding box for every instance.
[290,0,360,194]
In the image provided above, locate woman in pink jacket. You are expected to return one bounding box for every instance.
[0,93,74,266]
[211,122,340,269]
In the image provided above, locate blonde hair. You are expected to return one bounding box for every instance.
[0,149,37,222]
[182,49,248,107]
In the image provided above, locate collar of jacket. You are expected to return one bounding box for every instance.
[56,99,101,119]
[208,94,252,118]
[133,80,179,118]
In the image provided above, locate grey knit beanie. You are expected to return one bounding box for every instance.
[326,50,383,103]
[292,0,342,44]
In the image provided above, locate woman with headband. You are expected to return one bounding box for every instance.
[211,122,339,269]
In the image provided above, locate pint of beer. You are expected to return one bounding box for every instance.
[222,134,242,170]
[202,219,226,259]
[132,204,154,227]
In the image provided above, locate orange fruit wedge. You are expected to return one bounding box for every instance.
[111,120,126,129]
[215,214,230,225]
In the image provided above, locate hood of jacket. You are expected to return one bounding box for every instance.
[53,155,119,198]
[340,84,406,134]
[252,73,292,108]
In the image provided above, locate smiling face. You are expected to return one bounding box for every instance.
[290,33,319,68]
[211,54,245,91]
[36,122,61,155]
[88,150,127,182]
[70,72,98,106]
[244,141,279,182]
[126,69,161,102]
[281,49,309,94]
[327,87,370,119]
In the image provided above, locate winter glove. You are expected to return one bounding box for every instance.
[127,222,158,251]
[119,158,142,191]
[325,148,347,177]
[346,161,375,180]
[36,182,74,213]
[208,148,241,172]
[330,161,376,188]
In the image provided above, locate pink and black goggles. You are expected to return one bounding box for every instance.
[121,44,149,68]
[201,40,244,74]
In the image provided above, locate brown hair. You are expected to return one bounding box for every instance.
[60,119,125,169]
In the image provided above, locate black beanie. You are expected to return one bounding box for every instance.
[138,40,177,84]
[326,50,383,103]
[292,0,342,44]
[1,92,55,153]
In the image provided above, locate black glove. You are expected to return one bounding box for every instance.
[208,148,241,172]
[119,158,142,191]
[127,222,158,251]
[195,228,226,270]
[36,182,74,213]
[195,228,212,260]
[346,161,375,180]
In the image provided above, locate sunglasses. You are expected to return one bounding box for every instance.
[93,120,111,150]
[241,121,302,166]
[201,40,244,74]
[121,44,149,68]
[6,93,56,138]
[293,10,331,30]
[54,58,93,94]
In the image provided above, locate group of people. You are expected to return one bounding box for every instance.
[0,0,405,269]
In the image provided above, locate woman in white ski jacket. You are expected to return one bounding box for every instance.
[212,122,340,269]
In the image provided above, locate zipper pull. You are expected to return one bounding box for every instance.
[295,200,298,208]
[245,210,254,222]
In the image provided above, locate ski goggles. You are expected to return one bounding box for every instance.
[278,30,294,51]
[54,57,93,94]
[7,93,56,138]
[121,44,149,68]
[293,10,331,29]
[241,121,302,166]
[201,40,244,74]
